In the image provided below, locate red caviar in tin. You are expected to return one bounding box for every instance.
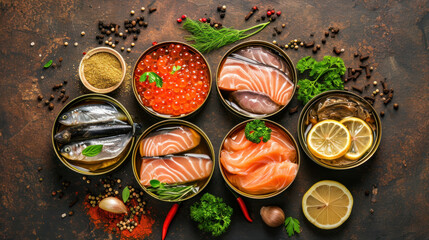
[134,43,210,116]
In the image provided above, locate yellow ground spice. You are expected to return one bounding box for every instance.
[83,52,122,89]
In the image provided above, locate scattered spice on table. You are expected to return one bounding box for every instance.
[85,179,154,240]
[82,52,122,89]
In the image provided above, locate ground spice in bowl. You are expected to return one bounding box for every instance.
[83,52,122,89]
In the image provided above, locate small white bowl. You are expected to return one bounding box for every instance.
[79,47,126,94]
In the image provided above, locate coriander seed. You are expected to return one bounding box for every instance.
[64,42,69,46]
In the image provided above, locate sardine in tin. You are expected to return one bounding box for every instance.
[51,94,135,175]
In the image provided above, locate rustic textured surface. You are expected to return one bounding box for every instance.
[0,0,428,239]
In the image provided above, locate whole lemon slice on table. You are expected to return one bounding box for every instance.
[307,120,351,160]
[339,117,374,160]
[302,180,353,230]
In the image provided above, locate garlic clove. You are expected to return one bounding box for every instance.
[260,206,285,227]
[99,197,128,214]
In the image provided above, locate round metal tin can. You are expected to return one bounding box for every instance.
[297,90,382,170]
[132,120,215,202]
[215,40,297,119]
[51,94,135,175]
[219,119,300,199]
[132,41,212,119]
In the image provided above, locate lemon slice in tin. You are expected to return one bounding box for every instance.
[340,117,373,161]
[307,120,351,160]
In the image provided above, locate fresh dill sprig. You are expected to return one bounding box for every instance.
[182,19,271,53]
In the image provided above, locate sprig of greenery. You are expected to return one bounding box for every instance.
[190,193,233,237]
[146,179,196,201]
[122,186,130,203]
[139,72,163,88]
[182,18,271,53]
[284,217,301,237]
[171,65,181,74]
[44,60,53,68]
[244,120,272,143]
[82,145,103,157]
[296,56,346,104]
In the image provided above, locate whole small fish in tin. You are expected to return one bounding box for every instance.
[60,133,132,162]
[58,103,128,126]
[54,121,132,144]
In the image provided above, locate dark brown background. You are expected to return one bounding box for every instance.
[0,0,428,239]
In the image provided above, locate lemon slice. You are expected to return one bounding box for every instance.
[302,180,353,230]
[307,120,351,160]
[339,117,374,160]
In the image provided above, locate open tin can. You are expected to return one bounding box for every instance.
[51,94,135,175]
[132,41,212,119]
[219,119,300,199]
[132,120,215,202]
[216,40,297,119]
[297,90,382,170]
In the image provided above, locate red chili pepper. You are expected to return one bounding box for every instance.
[162,203,179,240]
[237,197,253,222]
[226,186,253,222]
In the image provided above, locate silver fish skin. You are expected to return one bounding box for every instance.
[60,133,132,162]
[58,104,128,126]
[54,121,132,144]
[234,46,290,74]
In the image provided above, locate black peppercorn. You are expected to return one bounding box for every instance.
[220,13,225,18]
[136,29,140,34]
[133,35,138,40]
[44,100,50,105]
[37,95,43,101]
[106,30,111,35]
[115,39,119,44]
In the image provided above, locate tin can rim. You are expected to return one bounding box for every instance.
[51,93,135,175]
[131,119,216,202]
[297,90,382,170]
[215,40,297,119]
[131,41,212,119]
[218,119,301,199]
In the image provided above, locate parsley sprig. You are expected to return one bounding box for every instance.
[244,120,272,143]
[296,56,346,104]
[285,217,301,237]
[139,72,163,88]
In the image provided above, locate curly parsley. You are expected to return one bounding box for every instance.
[244,119,272,143]
[296,56,346,104]
[190,193,233,237]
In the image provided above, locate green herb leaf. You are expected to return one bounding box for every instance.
[296,56,345,104]
[244,120,272,143]
[139,72,163,88]
[82,145,103,157]
[171,65,182,74]
[284,217,300,237]
[182,18,270,53]
[122,186,130,203]
[44,60,53,68]
[150,179,161,188]
[190,193,233,237]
